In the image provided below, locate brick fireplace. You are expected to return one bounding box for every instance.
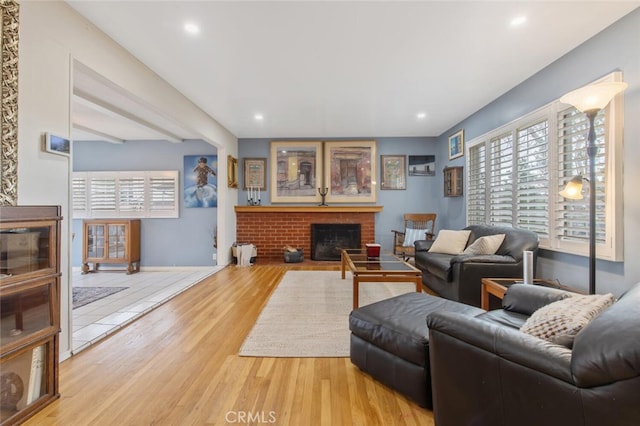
[234,206,383,261]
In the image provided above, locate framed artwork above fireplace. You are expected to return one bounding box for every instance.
[324,140,377,203]
[269,141,322,203]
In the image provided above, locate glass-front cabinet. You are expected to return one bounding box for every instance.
[0,206,61,425]
[82,219,140,274]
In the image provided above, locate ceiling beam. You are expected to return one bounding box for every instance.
[72,124,125,144]
[74,89,184,144]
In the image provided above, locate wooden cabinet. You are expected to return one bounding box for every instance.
[82,219,140,274]
[0,206,61,425]
[443,166,463,197]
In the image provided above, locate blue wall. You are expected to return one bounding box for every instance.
[435,9,640,294]
[72,139,218,267]
[238,137,438,249]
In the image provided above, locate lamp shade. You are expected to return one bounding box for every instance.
[560,81,628,112]
[559,175,585,200]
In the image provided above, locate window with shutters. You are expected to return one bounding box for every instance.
[466,72,624,261]
[72,171,179,219]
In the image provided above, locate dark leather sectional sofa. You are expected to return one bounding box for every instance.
[427,282,640,426]
[414,224,539,307]
[350,281,640,425]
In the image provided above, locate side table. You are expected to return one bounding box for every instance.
[481,277,577,310]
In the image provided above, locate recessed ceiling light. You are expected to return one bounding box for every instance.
[254,114,264,121]
[510,16,527,27]
[184,22,200,35]
[416,112,427,119]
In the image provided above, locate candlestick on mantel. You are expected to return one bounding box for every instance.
[247,186,262,206]
[318,187,328,206]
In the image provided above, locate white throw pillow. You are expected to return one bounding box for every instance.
[463,234,506,255]
[428,230,471,255]
[402,228,425,247]
[520,293,615,347]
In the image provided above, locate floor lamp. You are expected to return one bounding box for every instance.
[559,81,627,295]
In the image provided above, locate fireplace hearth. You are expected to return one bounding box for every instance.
[311,223,361,261]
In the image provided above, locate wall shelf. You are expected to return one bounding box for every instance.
[443,166,463,197]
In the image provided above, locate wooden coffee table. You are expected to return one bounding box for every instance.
[341,248,422,309]
[481,277,578,310]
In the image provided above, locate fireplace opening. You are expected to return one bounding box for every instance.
[311,223,361,261]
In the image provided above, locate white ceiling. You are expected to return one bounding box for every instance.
[67,1,639,142]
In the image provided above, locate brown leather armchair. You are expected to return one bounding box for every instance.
[426,283,640,426]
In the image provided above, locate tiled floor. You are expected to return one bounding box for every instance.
[72,267,223,353]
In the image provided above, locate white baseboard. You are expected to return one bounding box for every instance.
[72,265,224,273]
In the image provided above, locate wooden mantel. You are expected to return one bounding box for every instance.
[234,205,384,261]
[234,205,383,213]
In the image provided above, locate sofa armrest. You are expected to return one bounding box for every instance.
[415,239,434,251]
[502,284,575,316]
[427,311,574,383]
[450,254,517,264]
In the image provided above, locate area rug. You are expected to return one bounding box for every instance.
[72,286,128,309]
[239,270,417,357]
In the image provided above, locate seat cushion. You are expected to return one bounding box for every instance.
[349,292,484,366]
[415,252,452,281]
[403,228,425,247]
[475,309,529,329]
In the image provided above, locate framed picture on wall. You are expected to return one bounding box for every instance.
[324,140,377,203]
[448,129,464,160]
[243,157,267,190]
[380,155,406,190]
[184,155,218,208]
[408,155,435,176]
[227,155,239,188]
[270,141,322,203]
[43,133,71,157]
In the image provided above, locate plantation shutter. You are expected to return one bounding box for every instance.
[488,132,514,225]
[467,143,486,225]
[89,175,117,215]
[556,107,606,244]
[72,174,89,218]
[148,172,179,216]
[119,174,146,215]
[516,120,549,238]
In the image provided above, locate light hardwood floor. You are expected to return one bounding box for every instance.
[27,264,434,425]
